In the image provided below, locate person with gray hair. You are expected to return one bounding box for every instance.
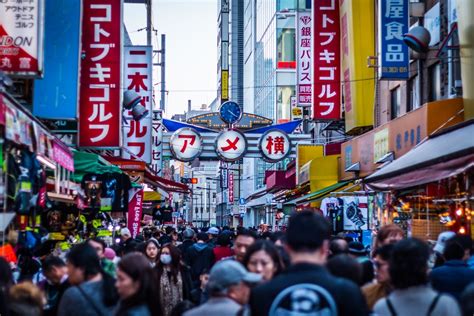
[183,260,261,316]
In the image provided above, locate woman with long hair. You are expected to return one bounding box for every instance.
[155,244,192,316]
[243,239,283,282]
[115,252,161,316]
[144,238,160,267]
[58,243,119,316]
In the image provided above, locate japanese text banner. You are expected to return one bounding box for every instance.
[79,0,122,147]
[297,11,312,107]
[122,46,153,163]
[0,0,43,76]
[313,0,341,120]
[378,0,409,79]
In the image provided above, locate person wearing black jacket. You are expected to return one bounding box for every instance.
[41,256,71,316]
[184,232,215,285]
[117,228,138,256]
[178,229,195,263]
[249,211,369,316]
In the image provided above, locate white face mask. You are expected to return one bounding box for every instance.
[160,254,172,265]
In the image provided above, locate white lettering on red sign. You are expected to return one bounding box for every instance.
[313,0,341,120]
[0,0,41,75]
[122,46,153,163]
[79,0,121,147]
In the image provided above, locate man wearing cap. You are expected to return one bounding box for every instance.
[250,211,368,316]
[178,228,196,261]
[184,260,261,316]
[207,227,220,248]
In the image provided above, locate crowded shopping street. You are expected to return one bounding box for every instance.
[1,0,474,315]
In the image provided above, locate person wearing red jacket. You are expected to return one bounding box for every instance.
[213,232,233,263]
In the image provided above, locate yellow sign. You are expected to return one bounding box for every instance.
[373,128,389,162]
[292,107,302,116]
[340,0,375,134]
[221,70,229,101]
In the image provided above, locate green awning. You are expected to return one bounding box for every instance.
[284,181,351,205]
[71,151,122,183]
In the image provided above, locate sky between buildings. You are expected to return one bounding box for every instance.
[124,0,218,117]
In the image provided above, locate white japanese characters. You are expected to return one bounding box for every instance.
[313,0,340,119]
[379,0,409,78]
[79,0,121,147]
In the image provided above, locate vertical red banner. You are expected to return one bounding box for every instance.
[313,0,341,120]
[79,0,122,147]
[127,189,144,239]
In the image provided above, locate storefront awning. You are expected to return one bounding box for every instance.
[145,168,190,194]
[366,120,474,190]
[72,151,122,182]
[285,181,351,205]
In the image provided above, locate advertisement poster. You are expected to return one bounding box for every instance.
[78,0,122,147]
[297,11,312,107]
[313,0,341,119]
[122,46,153,163]
[378,0,409,79]
[0,0,44,76]
[127,188,144,239]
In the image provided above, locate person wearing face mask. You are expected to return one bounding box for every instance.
[243,240,283,282]
[155,244,192,316]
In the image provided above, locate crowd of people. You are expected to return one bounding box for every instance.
[1,210,474,315]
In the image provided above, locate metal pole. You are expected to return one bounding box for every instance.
[208,183,211,225]
[160,34,166,111]
[146,0,152,46]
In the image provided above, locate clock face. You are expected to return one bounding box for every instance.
[219,101,242,124]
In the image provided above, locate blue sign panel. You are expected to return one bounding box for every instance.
[378,0,409,79]
[33,0,81,119]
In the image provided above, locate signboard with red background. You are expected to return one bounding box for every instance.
[79,0,122,147]
[0,0,43,76]
[313,0,341,120]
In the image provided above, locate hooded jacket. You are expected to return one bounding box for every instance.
[184,242,215,282]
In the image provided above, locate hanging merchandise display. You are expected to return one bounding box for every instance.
[342,196,369,231]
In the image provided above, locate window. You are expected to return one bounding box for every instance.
[429,63,441,101]
[449,31,462,96]
[277,86,295,122]
[390,86,401,120]
[407,75,419,112]
[277,0,296,11]
[277,0,310,10]
[277,28,295,68]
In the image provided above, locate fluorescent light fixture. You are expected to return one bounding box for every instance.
[37,155,57,170]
